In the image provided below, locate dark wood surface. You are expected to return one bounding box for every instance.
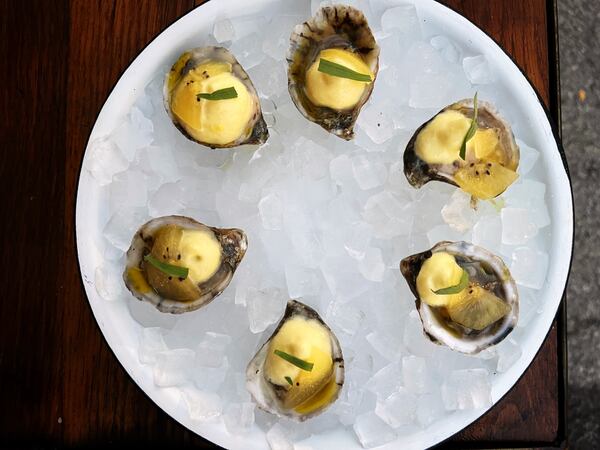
[0,0,565,448]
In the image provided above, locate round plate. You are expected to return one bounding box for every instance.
[75,0,573,448]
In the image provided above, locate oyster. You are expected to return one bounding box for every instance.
[246,300,344,420]
[287,5,379,140]
[400,241,518,354]
[404,98,520,199]
[123,216,247,314]
[164,46,268,148]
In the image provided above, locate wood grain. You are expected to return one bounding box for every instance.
[0,0,564,448]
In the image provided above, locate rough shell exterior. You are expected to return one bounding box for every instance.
[246,300,345,421]
[403,98,520,189]
[123,215,247,314]
[163,46,268,149]
[400,241,519,354]
[287,5,379,140]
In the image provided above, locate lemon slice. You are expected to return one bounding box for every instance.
[447,286,511,330]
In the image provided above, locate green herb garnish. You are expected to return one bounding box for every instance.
[285,376,293,386]
[197,86,238,101]
[318,58,372,82]
[433,269,469,295]
[274,350,314,372]
[144,254,189,279]
[459,92,479,160]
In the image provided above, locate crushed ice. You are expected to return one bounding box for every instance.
[87,1,553,447]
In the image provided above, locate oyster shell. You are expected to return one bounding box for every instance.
[400,241,518,354]
[246,300,344,420]
[287,5,379,139]
[164,46,268,148]
[123,215,247,314]
[404,98,520,199]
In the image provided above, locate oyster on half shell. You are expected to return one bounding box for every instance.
[164,46,268,149]
[123,216,247,314]
[404,98,520,200]
[246,300,344,421]
[287,5,379,140]
[400,241,519,354]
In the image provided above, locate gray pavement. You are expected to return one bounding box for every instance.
[558,0,600,447]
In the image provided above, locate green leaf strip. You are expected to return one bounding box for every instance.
[318,58,372,82]
[144,254,189,279]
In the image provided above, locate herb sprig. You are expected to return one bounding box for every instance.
[433,269,469,295]
[144,254,189,279]
[197,86,238,101]
[318,58,372,82]
[459,92,479,160]
[274,349,314,372]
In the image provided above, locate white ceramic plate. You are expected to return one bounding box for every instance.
[75,0,573,448]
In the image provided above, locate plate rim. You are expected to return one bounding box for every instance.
[72,0,574,448]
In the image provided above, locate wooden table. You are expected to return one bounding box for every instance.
[0,0,566,448]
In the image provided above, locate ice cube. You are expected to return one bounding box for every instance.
[496,338,522,373]
[330,154,355,187]
[356,101,396,144]
[109,170,148,211]
[504,180,550,229]
[223,402,255,435]
[180,387,222,422]
[402,356,433,394]
[148,182,185,217]
[518,286,541,327]
[516,139,540,175]
[248,57,287,97]
[230,33,265,69]
[416,392,446,428]
[351,155,388,190]
[363,191,413,239]
[353,411,397,448]
[510,247,549,289]
[94,261,126,301]
[103,206,149,251]
[427,223,466,247]
[320,254,370,301]
[285,263,321,298]
[196,332,231,368]
[247,287,286,333]
[409,73,452,109]
[441,190,476,232]
[229,14,266,41]
[266,423,294,450]
[462,55,495,84]
[441,369,492,410]
[366,361,403,399]
[262,16,303,61]
[85,137,129,185]
[358,247,386,282]
[404,311,439,357]
[501,208,539,245]
[376,388,418,428]
[112,106,154,160]
[153,348,195,387]
[213,18,235,43]
[290,136,332,180]
[344,221,373,260]
[472,215,502,250]
[136,145,180,183]
[330,302,365,336]
[138,327,168,365]
[380,4,421,38]
[430,35,460,63]
[258,193,284,231]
